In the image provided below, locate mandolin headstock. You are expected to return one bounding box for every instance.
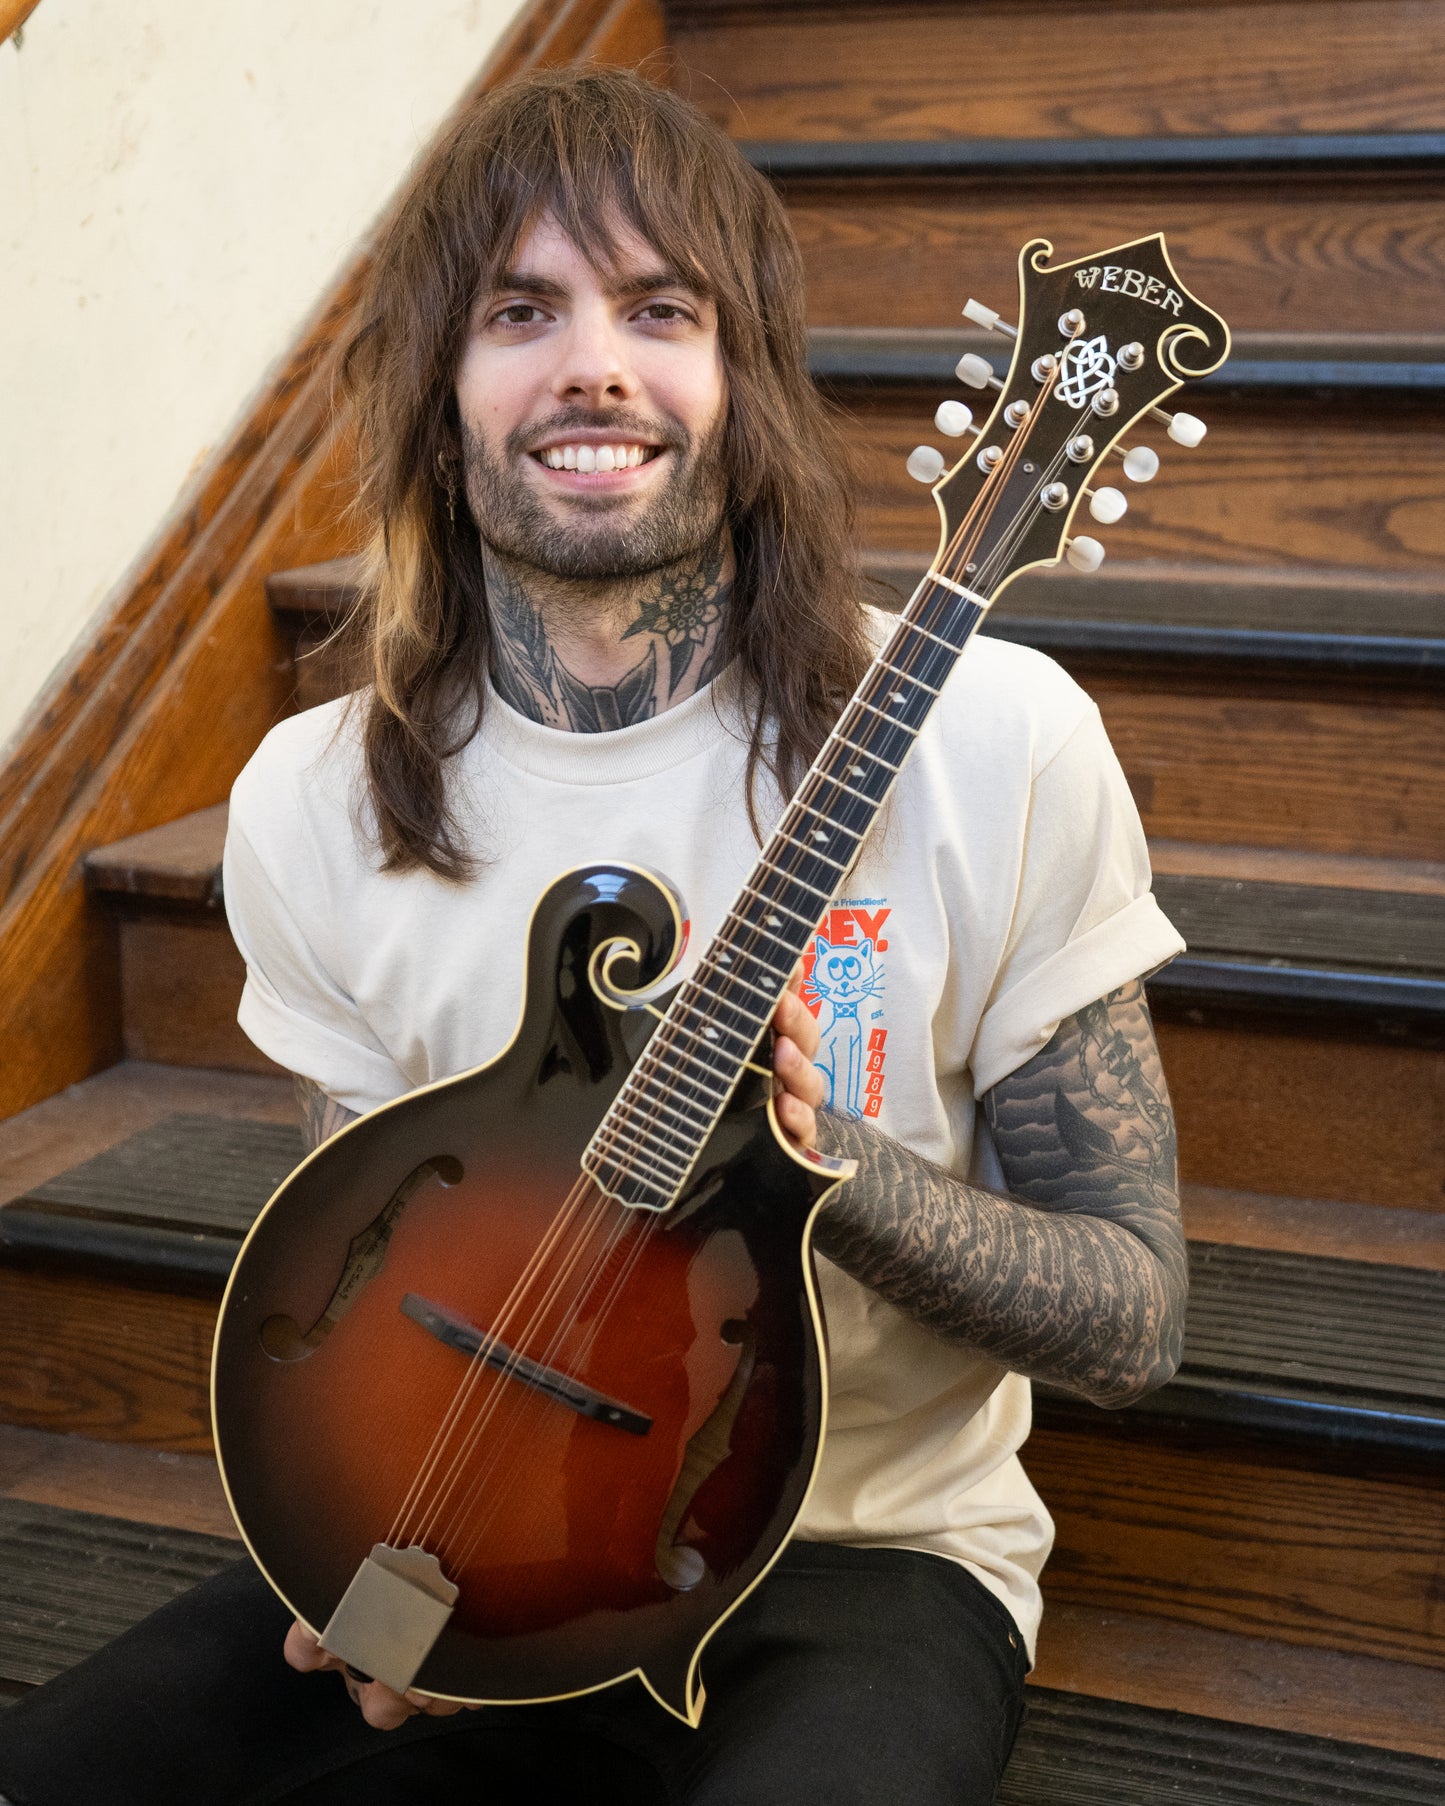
[910,233,1231,598]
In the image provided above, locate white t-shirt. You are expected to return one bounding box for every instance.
[223,624,1183,1660]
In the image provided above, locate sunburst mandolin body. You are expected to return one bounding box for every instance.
[212,864,836,1724]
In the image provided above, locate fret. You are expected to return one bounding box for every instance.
[622,1052,729,1118]
[809,767,882,811]
[651,1004,763,1062]
[611,1085,719,1144]
[834,734,902,775]
[591,1122,694,1183]
[754,845,846,902]
[925,571,987,605]
[752,849,833,899]
[882,632,958,693]
[776,829,852,873]
[896,617,966,655]
[586,1152,681,1203]
[878,657,941,696]
[721,908,802,962]
[699,963,787,1009]
[738,884,821,934]
[854,696,922,733]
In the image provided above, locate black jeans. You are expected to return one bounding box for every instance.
[0,1542,1027,1805]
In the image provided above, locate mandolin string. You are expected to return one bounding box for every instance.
[421,360,1085,1568]
[406,355,1090,1569]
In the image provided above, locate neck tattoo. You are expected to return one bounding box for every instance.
[485,541,731,733]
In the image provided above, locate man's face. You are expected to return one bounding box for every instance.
[455,213,728,581]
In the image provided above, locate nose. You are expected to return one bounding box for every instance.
[552,300,637,409]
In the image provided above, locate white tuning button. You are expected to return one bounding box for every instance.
[955,352,995,389]
[1121,444,1160,483]
[962,298,1017,338]
[1065,535,1106,573]
[1167,410,1207,448]
[1087,486,1128,525]
[934,400,974,437]
[907,445,947,484]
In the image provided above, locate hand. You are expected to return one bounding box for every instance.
[284,1620,480,1731]
[771,982,824,1150]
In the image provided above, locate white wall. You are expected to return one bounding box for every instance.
[0,0,526,754]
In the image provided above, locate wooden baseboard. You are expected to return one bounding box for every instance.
[0,0,667,1121]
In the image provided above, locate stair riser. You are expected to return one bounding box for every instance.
[847,393,1445,576]
[671,2,1445,143]
[1158,1020,1445,1214]
[0,1266,216,1453]
[779,180,1445,336]
[117,916,274,1074]
[1030,1424,1445,1671]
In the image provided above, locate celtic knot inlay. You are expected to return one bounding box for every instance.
[1056,335,1118,409]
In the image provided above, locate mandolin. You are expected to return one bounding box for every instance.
[211,234,1229,1724]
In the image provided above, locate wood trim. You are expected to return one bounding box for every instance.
[0,0,667,1120]
[0,1,41,47]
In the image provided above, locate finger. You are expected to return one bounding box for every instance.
[772,985,821,1061]
[354,1678,418,1731]
[774,1088,818,1151]
[284,1621,334,1674]
[774,1033,825,1108]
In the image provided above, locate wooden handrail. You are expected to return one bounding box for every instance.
[2,1,42,46]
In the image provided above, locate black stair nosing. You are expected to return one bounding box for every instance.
[1149,956,1445,1044]
[1002,1688,1445,1805]
[808,328,1445,396]
[980,617,1445,678]
[743,131,1445,181]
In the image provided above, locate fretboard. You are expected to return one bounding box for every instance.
[582,571,991,1210]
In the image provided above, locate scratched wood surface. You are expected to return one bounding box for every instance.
[118,917,277,1075]
[1157,1019,1445,1212]
[1030,1424,1445,1669]
[669,0,1445,140]
[846,391,1445,574]
[779,181,1445,335]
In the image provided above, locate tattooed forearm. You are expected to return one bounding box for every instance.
[485,540,729,731]
[294,1076,360,1152]
[813,980,1186,1407]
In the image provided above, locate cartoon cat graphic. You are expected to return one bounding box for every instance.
[809,936,885,1120]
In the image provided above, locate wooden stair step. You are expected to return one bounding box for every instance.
[664,0,1445,144]
[1,1492,1442,1803]
[6,1111,1444,1461]
[999,1688,1445,1804]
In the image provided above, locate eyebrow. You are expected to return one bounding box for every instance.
[488,266,707,304]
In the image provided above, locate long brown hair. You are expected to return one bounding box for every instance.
[343,66,872,879]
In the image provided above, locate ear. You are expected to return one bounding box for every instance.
[856,940,873,960]
[813,936,832,959]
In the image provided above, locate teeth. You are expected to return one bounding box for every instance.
[539,443,654,472]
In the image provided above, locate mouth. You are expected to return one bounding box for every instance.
[529,441,663,475]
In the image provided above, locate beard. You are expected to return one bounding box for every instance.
[460,407,728,581]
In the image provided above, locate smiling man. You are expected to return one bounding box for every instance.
[0,66,1187,1806]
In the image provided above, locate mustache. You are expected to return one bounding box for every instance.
[503,410,687,457]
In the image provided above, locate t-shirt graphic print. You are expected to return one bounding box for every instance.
[803,897,891,1121]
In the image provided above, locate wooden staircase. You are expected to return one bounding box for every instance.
[2,0,1444,1794]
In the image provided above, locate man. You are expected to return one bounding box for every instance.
[0,66,1185,1806]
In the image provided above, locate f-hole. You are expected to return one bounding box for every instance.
[654,1317,756,1592]
[259,1155,463,1362]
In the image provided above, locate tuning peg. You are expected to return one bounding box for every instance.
[955,352,1001,391]
[1087,486,1128,525]
[906,445,946,484]
[1065,535,1106,573]
[1119,444,1160,483]
[1147,407,1207,447]
[962,298,1018,339]
[934,400,975,437]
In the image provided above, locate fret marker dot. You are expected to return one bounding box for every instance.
[850,765,864,777]
[767,914,782,927]
[889,692,904,705]
[812,830,828,843]
[704,1027,719,1040]
[718,954,732,965]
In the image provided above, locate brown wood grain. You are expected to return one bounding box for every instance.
[1093,679,1444,860]
[118,917,275,1075]
[845,391,1445,575]
[1148,839,1445,898]
[1029,1424,1445,1668]
[1181,1182,1445,1269]
[1157,1019,1445,1211]
[783,180,1445,334]
[0,1422,237,1540]
[0,0,659,1122]
[1033,1600,1445,1758]
[0,1266,218,1452]
[670,1,1445,140]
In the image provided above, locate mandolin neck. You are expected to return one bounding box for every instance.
[582,569,994,1211]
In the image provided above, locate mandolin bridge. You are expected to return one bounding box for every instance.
[400,1293,652,1436]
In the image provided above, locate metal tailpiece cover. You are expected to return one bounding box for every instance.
[319,1543,460,1696]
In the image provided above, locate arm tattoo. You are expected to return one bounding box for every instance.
[487,543,728,731]
[294,1076,360,1152]
[813,980,1187,1407]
